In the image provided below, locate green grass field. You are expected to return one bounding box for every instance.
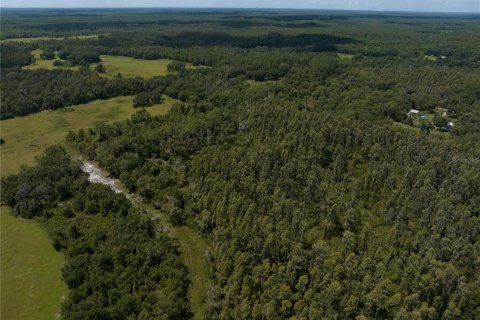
[1,206,67,320]
[97,55,195,79]
[337,53,354,60]
[23,52,194,78]
[173,226,209,320]
[23,49,79,71]
[1,34,103,43]
[0,95,175,176]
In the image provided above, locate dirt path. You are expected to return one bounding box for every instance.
[81,160,209,319]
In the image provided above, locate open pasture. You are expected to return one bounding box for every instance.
[0,95,175,176]
[22,49,79,71]
[1,206,66,320]
[97,55,195,79]
[22,52,194,78]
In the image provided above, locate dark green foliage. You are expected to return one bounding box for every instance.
[433,114,449,128]
[0,69,145,118]
[53,199,190,320]
[95,62,106,73]
[71,74,480,319]
[0,42,34,68]
[40,50,55,60]
[53,59,65,66]
[147,31,358,51]
[192,104,480,319]
[1,146,84,218]
[133,89,164,108]
[167,60,185,72]
[59,46,101,64]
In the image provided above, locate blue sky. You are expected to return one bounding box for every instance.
[2,0,479,13]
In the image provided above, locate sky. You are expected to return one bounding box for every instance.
[2,0,479,13]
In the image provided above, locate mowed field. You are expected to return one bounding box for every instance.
[1,206,66,320]
[0,95,176,176]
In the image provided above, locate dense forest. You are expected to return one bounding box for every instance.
[68,87,480,319]
[1,8,480,320]
[1,68,147,118]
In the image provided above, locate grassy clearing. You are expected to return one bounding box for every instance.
[173,226,209,320]
[1,34,103,43]
[338,53,354,60]
[97,55,196,79]
[1,206,67,320]
[23,52,196,77]
[394,121,451,138]
[0,95,175,176]
[23,49,79,71]
[424,54,438,61]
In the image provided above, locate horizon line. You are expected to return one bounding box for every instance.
[1,7,479,14]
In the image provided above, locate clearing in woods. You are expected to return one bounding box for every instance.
[0,95,176,176]
[22,48,79,71]
[96,55,196,78]
[0,206,67,320]
[173,226,209,320]
[1,34,104,43]
[22,51,195,78]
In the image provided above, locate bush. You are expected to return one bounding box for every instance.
[167,61,186,72]
[95,63,106,73]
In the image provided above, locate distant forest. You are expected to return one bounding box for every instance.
[1,8,479,320]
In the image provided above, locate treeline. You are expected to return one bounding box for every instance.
[67,83,480,319]
[57,45,101,64]
[22,36,479,133]
[0,42,34,68]
[148,31,358,52]
[0,61,225,119]
[0,146,191,319]
[3,8,480,68]
[3,24,478,131]
[1,69,153,119]
[42,39,341,80]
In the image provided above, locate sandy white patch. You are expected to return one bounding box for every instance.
[81,162,122,193]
